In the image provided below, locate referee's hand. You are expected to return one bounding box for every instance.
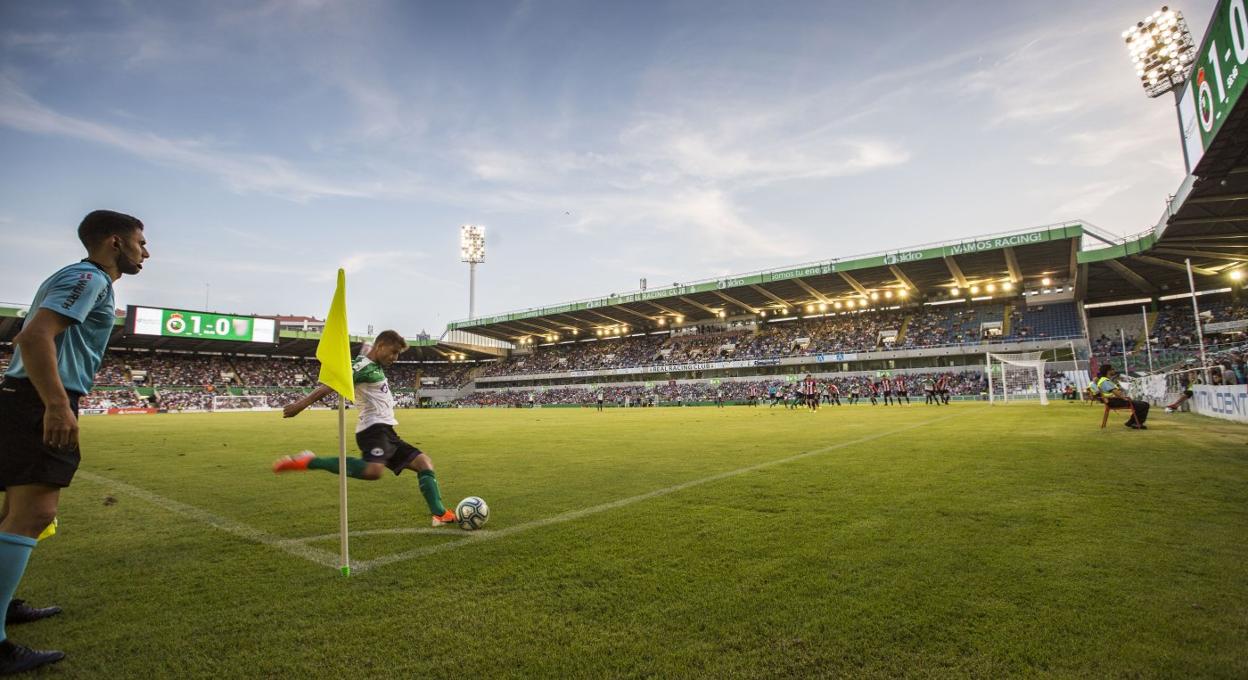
[43,405,78,449]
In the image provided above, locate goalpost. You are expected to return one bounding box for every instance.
[985,351,1049,406]
[211,394,272,412]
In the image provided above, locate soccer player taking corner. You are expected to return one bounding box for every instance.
[273,331,457,527]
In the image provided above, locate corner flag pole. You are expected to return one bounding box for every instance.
[314,268,356,577]
[338,394,349,577]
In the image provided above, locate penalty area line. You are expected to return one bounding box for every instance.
[75,470,340,570]
[354,409,974,574]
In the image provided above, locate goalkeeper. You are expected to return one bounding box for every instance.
[273,331,457,526]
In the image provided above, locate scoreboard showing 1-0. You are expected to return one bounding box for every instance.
[1191,0,1248,150]
[126,306,279,344]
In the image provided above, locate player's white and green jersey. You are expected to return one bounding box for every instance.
[352,356,397,433]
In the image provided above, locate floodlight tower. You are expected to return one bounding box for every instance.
[1123,6,1207,380]
[460,225,486,320]
[1122,6,1197,172]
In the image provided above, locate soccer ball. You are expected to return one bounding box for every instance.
[455,496,489,531]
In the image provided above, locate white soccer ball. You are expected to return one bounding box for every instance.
[455,496,489,531]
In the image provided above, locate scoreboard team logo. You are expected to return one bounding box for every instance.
[1197,68,1216,132]
[166,312,187,334]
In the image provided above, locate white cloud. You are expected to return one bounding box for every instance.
[1029,127,1170,167]
[1051,180,1132,216]
[0,79,375,201]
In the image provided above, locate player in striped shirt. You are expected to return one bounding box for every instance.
[802,374,819,411]
[892,375,910,405]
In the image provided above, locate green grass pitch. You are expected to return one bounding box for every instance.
[16,403,1248,678]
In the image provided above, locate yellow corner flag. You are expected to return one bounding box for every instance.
[316,268,355,402]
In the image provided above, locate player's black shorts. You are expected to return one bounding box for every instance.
[898,390,908,396]
[355,423,423,476]
[1183,389,1194,398]
[0,377,82,490]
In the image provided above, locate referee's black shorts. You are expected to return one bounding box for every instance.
[0,377,82,490]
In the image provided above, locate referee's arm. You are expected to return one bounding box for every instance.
[12,309,77,448]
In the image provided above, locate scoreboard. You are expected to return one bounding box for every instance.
[1191,0,1248,150]
[126,306,279,344]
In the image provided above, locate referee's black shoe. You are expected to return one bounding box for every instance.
[0,640,65,675]
[6,600,61,625]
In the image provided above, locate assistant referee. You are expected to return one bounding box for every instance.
[0,211,148,675]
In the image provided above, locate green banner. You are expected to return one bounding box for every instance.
[162,310,254,341]
[1192,0,1248,150]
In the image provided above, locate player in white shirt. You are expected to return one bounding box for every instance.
[271,331,457,527]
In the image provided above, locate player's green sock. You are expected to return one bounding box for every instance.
[307,456,370,479]
[417,469,447,515]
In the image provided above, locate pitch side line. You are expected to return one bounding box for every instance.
[353,409,973,574]
[76,470,340,569]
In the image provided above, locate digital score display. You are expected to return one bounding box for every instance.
[126,306,278,344]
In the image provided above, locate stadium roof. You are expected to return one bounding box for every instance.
[448,222,1092,343]
[0,306,501,362]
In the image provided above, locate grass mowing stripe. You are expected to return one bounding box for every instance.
[355,408,974,573]
[76,469,340,569]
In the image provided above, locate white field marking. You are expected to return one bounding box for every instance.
[354,409,973,574]
[75,470,340,569]
[292,527,460,543]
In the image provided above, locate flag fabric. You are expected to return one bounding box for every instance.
[316,269,355,402]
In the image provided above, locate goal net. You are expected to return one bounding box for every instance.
[986,351,1049,406]
[211,395,271,412]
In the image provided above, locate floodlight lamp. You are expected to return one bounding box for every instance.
[1231,269,1244,282]
[1123,6,1194,98]
[870,292,879,301]
[970,286,980,295]
[459,225,486,263]
[834,301,843,309]
[805,304,815,313]
[1003,281,1014,291]
[657,318,666,326]
[675,315,684,323]
[899,289,909,298]
[884,290,893,299]
[1041,277,1052,286]
[818,303,828,312]
[986,283,996,293]
[951,287,960,296]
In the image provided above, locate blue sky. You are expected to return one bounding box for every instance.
[0,0,1219,337]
